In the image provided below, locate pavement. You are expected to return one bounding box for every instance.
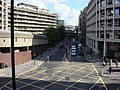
[0,43,61,77]
[85,51,120,90]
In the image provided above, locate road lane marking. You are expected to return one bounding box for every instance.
[17,63,90,90]
[4,86,12,90]
[65,69,95,90]
[53,72,99,82]
[0,63,77,90]
[18,64,77,79]
[0,81,12,90]
[91,63,108,90]
[41,64,91,89]
[16,78,46,90]
[89,78,101,90]
[17,64,76,90]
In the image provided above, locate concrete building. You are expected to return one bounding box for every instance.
[0,2,51,68]
[57,20,65,25]
[0,30,48,68]
[80,0,120,56]
[78,7,87,45]
[53,13,65,25]
[8,3,56,34]
[0,0,8,30]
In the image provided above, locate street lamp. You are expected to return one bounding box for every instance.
[11,0,16,89]
[103,27,106,57]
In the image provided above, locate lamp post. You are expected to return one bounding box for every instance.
[11,0,16,89]
[103,27,106,57]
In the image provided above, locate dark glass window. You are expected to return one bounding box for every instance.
[107,0,112,5]
[115,19,120,27]
[115,7,120,16]
[115,0,120,4]
[100,0,106,7]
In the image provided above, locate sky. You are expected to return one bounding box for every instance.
[14,0,90,26]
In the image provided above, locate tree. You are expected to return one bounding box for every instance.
[44,26,60,46]
[57,25,66,41]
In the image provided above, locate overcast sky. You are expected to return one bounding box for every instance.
[14,0,90,26]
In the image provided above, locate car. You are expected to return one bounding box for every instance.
[71,45,76,48]
[71,48,77,56]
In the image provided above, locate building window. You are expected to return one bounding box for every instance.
[106,8,113,16]
[115,18,120,27]
[0,1,2,5]
[97,21,99,28]
[15,37,17,42]
[115,0,120,4]
[100,30,104,38]
[115,30,120,39]
[100,9,105,17]
[97,31,99,38]
[100,20,105,28]
[106,19,113,27]
[106,30,112,38]
[24,38,26,42]
[115,7,120,16]
[107,0,112,5]
[100,0,106,7]
[97,1,100,8]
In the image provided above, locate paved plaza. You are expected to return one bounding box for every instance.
[0,61,107,90]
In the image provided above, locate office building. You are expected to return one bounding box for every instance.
[8,3,57,34]
[78,7,87,45]
[0,2,50,68]
[0,0,8,30]
[80,0,120,56]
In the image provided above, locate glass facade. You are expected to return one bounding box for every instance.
[115,7,120,16]
[115,0,120,4]
[100,0,106,7]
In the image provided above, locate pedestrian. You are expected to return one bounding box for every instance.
[108,66,112,75]
[115,59,119,68]
[47,56,49,61]
[40,53,42,57]
[100,68,104,76]
[102,60,106,67]
[109,59,112,66]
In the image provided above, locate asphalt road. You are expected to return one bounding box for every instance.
[0,46,119,90]
[0,61,107,90]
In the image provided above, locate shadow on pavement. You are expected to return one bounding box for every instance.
[111,68,120,72]
[0,77,119,90]
[0,76,120,90]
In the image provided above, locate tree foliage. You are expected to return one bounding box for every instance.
[57,25,66,41]
[44,25,66,46]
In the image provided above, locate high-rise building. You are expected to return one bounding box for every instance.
[80,0,120,56]
[0,2,51,68]
[8,3,56,34]
[0,0,8,30]
[78,7,87,45]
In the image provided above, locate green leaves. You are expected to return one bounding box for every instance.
[44,25,66,46]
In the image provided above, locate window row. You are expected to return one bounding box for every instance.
[97,0,120,8]
[97,7,120,18]
[97,30,120,39]
[97,19,120,28]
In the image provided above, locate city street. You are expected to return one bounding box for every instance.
[0,45,120,90]
[0,61,107,90]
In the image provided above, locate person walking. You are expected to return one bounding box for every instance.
[115,59,119,68]
[109,59,112,66]
[100,68,104,77]
[108,66,112,75]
